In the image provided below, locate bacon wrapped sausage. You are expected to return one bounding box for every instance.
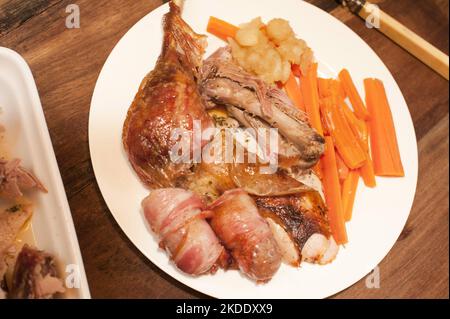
[209,189,282,282]
[142,189,224,275]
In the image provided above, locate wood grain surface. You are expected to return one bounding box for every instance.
[0,0,448,299]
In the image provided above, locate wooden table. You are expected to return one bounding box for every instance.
[0,0,448,299]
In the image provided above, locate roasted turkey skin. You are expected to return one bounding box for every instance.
[123,2,214,189]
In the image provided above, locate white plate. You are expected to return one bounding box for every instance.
[89,0,418,299]
[0,47,90,299]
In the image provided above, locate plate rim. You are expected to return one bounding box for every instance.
[88,0,418,299]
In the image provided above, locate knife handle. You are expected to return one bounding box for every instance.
[359,2,449,80]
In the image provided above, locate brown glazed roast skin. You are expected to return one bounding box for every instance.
[209,189,282,282]
[123,2,214,189]
[255,191,331,253]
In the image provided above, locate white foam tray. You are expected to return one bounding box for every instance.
[0,47,90,298]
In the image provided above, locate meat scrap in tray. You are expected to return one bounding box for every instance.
[0,136,64,299]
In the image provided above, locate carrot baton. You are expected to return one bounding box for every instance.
[301,63,324,136]
[341,101,376,187]
[339,69,370,120]
[322,137,348,245]
[339,80,347,101]
[356,119,376,188]
[285,72,305,111]
[318,77,347,101]
[300,63,325,177]
[341,170,360,222]
[207,17,239,42]
[320,96,367,169]
[359,158,376,187]
[365,78,405,177]
[336,151,350,182]
[318,78,333,98]
[375,79,404,176]
[317,78,367,171]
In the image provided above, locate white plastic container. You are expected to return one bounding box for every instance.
[0,47,90,299]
